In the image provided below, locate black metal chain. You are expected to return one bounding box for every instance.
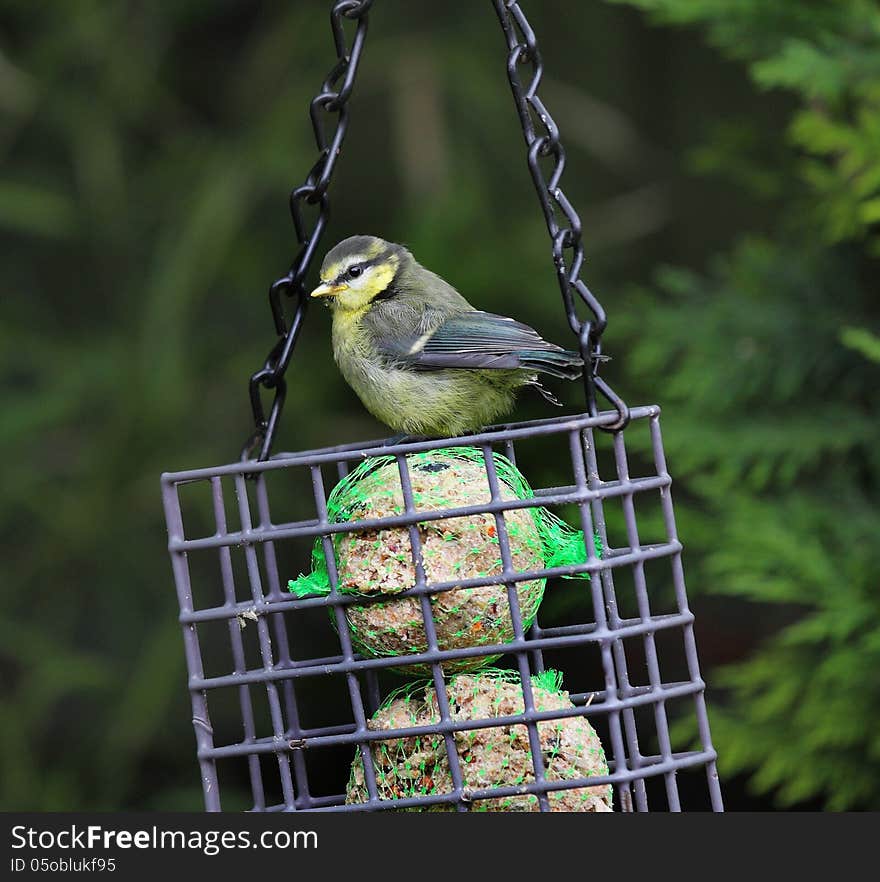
[491,0,629,430]
[243,0,628,462]
[241,0,375,463]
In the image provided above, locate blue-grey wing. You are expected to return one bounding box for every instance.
[386,311,583,379]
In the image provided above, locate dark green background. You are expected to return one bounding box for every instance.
[2,0,878,811]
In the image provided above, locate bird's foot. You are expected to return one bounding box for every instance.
[382,433,433,446]
[530,380,564,407]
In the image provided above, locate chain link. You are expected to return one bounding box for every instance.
[241,0,374,463]
[243,0,627,461]
[491,0,629,430]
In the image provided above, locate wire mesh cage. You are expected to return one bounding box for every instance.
[162,408,722,811]
[160,0,723,812]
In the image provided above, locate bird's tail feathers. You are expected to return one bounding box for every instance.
[519,348,583,380]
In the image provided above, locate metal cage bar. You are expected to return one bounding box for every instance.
[162,406,724,811]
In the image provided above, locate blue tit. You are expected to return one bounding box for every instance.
[311,235,583,436]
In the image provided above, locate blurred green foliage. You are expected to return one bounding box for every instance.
[1,0,877,810]
[610,0,880,808]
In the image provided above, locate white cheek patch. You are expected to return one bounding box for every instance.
[347,267,373,291]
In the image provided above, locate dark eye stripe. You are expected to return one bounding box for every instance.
[333,248,399,285]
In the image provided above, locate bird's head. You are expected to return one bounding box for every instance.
[310,235,409,313]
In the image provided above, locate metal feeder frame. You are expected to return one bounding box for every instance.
[161,0,723,812]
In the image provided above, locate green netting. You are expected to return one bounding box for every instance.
[346,668,613,812]
[288,447,602,675]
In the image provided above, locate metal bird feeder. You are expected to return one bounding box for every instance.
[161,0,723,812]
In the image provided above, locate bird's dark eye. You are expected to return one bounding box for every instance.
[348,264,363,278]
